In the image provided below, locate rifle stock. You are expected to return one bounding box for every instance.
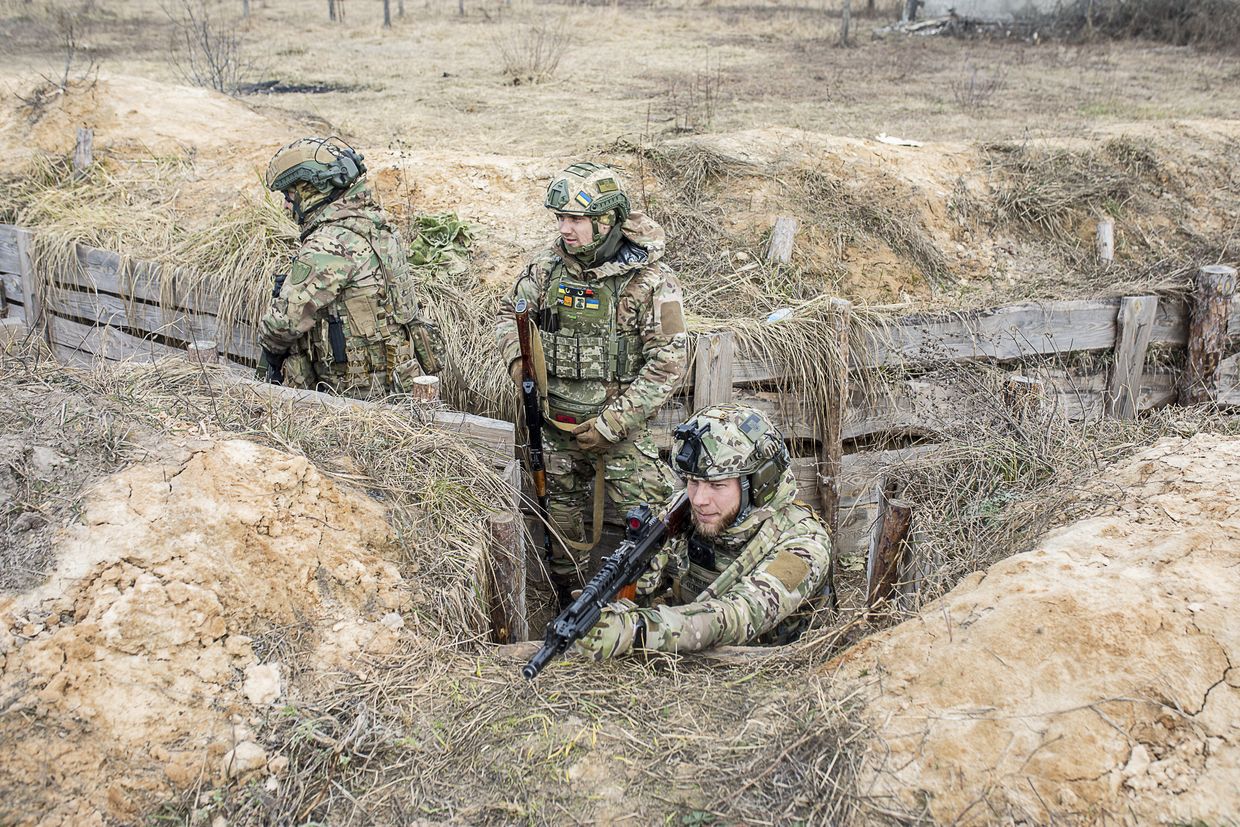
[522,491,691,680]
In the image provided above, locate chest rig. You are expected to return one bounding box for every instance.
[539,260,645,423]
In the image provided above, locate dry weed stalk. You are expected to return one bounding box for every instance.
[492,16,570,85]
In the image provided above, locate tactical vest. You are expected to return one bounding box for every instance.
[540,264,645,424]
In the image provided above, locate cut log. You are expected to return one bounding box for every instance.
[409,375,441,403]
[1096,217,1115,266]
[766,217,798,265]
[865,483,913,612]
[1180,265,1238,406]
[1105,295,1158,420]
[186,340,218,364]
[73,127,93,177]
[487,493,527,644]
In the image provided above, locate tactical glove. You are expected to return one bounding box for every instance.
[574,599,645,661]
[571,418,613,453]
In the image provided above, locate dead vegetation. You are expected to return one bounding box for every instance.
[1047,0,1240,51]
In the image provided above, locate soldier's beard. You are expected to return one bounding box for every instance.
[692,503,740,539]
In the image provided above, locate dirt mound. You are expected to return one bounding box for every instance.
[833,433,1240,824]
[0,438,410,826]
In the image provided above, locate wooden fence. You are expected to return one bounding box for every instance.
[3,223,1238,615]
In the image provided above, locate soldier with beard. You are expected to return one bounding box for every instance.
[573,404,834,658]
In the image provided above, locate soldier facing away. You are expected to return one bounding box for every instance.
[496,162,689,605]
[260,137,439,399]
[575,404,834,657]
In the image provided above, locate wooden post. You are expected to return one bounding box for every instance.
[186,340,218,364]
[865,481,912,612]
[817,298,852,541]
[73,127,93,178]
[766,217,798,265]
[1096,217,1114,266]
[692,331,734,412]
[1105,295,1157,420]
[487,459,527,643]
[1179,265,1238,406]
[409,375,440,403]
[14,229,47,344]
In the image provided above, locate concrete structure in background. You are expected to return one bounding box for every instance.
[922,0,1060,19]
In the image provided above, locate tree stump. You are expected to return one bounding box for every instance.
[73,127,93,178]
[866,481,912,613]
[409,375,440,403]
[186,340,218,364]
[766,217,798,265]
[1179,265,1238,406]
[1096,217,1115,266]
[1106,296,1158,420]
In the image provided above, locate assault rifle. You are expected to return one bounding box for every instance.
[514,299,553,565]
[522,491,691,680]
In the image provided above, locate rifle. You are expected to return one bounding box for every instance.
[522,491,691,680]
[514,299,553,565]
[261,272,290,385]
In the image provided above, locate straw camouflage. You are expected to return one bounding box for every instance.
[575,406,833,658]
[260,175,437,399]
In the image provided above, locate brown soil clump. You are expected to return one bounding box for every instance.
[0,439,410,826]
[832,433,1240,824]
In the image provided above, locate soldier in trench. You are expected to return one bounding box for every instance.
[576,404,835,657]
[495,162,689,607]
[259,137,440,399]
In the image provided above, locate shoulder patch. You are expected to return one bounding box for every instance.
[654,277,686,336]
[288,259,313,287]
[765,551,810,592]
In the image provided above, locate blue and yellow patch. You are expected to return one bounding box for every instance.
[574,190,594,208]
[558,284,600,311]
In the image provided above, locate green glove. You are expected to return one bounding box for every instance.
[574,599,644,661]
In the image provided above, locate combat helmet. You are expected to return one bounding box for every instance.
[265,137,366,222]
[671,404,791,515]
[544,161,631,265]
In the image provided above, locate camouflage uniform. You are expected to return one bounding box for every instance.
[576,405,834,657]
[260,138,437,399]
[496,165,688,585]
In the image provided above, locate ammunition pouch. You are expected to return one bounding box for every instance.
[542,331,643,383]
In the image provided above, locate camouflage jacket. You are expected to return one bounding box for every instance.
[259,180,428,392]
[635,470,833,653]
[495,212,688,442]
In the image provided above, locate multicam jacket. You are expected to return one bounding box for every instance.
[495,212,688,442]
[259,179,432,396]
[636,469,833,652]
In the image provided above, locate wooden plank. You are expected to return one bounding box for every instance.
[1106,296,1158,420]
[0,226,21,275]
[857,299,1124,367]
[15,229,43,341]
[52,342,104,368]
[1,271,22,305]
[48,315,185,362]
[1218,353,1240,406]
[693,331,735,411]
[44,243,222,316]
[43,286,257,362]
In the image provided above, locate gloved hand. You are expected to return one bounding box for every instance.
[510,360,525,388]
[574,599,644,661]
[571,418,613,453]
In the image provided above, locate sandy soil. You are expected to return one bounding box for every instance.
[0,438,411,825]
[832,433,1240,825]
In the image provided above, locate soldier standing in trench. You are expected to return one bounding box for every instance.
[575,404,834,657]
[259,137,440,399]
[496,162,689,607]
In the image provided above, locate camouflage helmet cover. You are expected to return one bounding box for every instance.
[265,137,366,194]
[544,161,631,224]
[671,404,790,488]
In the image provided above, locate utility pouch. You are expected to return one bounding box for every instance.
[538,307,560,333]
[328,316,347,364]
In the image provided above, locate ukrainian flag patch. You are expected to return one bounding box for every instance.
[574,190,594,208]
